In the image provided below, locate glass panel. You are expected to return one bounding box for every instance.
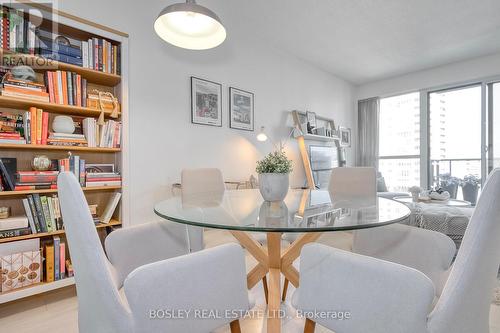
[429,85,482,203]
[379,158,420,192]
[492,83,500,169]
[379,92,420,156]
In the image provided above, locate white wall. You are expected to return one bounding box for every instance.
[357,52,500,99]
[59,0,355,223]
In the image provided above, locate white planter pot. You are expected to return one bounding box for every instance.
[52,115,75,134]
[258,173,289,202]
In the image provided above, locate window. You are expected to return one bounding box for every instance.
[378,92,420,192]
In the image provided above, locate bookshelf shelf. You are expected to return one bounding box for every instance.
[0,95,121,118]
[0,219,121,244]
[2,51,121,86]
[0,277,75,304]
[0,185,121,197]
[0,143,120,152]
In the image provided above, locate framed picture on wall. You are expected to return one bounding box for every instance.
[339,127,351,147]
[191,77,223,127]
[229,87,254,131]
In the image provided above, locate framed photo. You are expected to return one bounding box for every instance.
[306,111,317,129]
[229,87,254,131]
[191,77,222,127]
[339,127,351,147]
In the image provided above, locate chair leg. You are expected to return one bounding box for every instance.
[304,318,316,333]
[262,276,269,304]
[282,278,289,301]
[230,320,242,333]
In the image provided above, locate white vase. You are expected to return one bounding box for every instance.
[52,115,75,134]
[258,173,289,202]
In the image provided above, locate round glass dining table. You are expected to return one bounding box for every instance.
[154,189,410,333]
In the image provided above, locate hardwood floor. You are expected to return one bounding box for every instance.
[0,229,499,333]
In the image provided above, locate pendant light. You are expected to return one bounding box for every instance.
[154,0,226,50]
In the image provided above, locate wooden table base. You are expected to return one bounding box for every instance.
[230,231,322,333]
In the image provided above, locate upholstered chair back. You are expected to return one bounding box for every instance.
[429,168,500,333]
[58,172,131,333]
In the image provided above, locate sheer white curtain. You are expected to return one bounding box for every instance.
[357,98,379,168]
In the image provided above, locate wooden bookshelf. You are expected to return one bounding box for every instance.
[2,51,121,86]
[0,95,121,118]
[0,2,129,304]
[0,185,121,197]
[0,143,120,152]
[0,219,121,244]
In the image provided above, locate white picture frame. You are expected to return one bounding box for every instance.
[339,127,351,147]
[191,77,222,127]
[229,87,254,131]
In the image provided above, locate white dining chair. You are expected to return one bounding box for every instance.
[181,168,225,252]
[293,168,500,333]
[57,172,250,333]
[282,166,456,300]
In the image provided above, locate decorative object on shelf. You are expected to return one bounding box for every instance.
[339,127,351,147]
[9,66,36,82]
[154,0,226,50]
[87,89,120,125]
[52,116,75,134]
[256,126,268,142]
[461,174,481,205]
[191,77,222,127]
[31,155,51,171]
[306,111,317,134]
[439,174,460,199]
[0,250,41,292]
[408,186,422,202]
[229,87,254,131]
[0,207,10,219]
[256,149,293,202]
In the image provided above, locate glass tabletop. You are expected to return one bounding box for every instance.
[393,196,471,207]
[154,189,411,233]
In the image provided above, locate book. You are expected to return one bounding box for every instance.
[45,243,54,282]
[15,184,57,191]
[29,107,36,145]
[100,192,121,223]
[52,195,62,230]
[22,198,38,233]
[26,195,42,233]
[65,259,73,277]
[79,159,86,187]
[0,216,28,231]
[41,112,49,145]
[40,196,54,232]
[1,90,50,102]
[36,108,42,145]
[59,241,66,279]
[16,171,58,184]
[0,227,31,238]
[0,157,16,190]
[47,197,56,231]
[23,110,31,144]
[53,236,60,280]
[0,138,26,144]
[32,194,47,232]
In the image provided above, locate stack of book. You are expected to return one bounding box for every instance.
[0,6,37,54]
[82,117,98,147]
[0,111,25,144]
[99,120,121,148]
[1,77,49,102]
[22,193,62,233]
[38,31,83,67]
[48,132,87,147]
[26,107,49,145]
[15,171,58,191]
[44,236,67,282]
[58,155,85,187]
[44,70,87,107]
[0,216,30,238]
[85,171,121,187]
[81,38,120,74]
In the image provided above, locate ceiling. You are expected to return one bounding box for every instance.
[213,0,500,84]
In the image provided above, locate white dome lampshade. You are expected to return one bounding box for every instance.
[154,0,226,50]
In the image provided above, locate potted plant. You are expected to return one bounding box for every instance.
[256,149,293,201]
[461,174,481,205]
[439,174,460,199]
